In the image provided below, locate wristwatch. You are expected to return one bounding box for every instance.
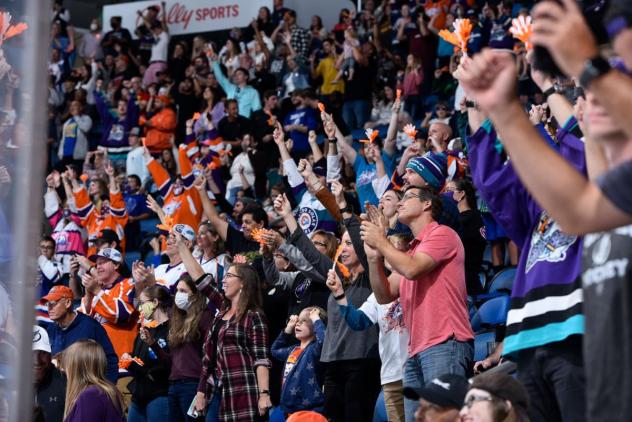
[578,56,611,89]
[542,84,561,100]
[339,204,353,214]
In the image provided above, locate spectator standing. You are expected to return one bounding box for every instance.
[190,261,272,421]
[101,16,132,57]
[445,180,486,296]
[271,307,326,415]
[142,3,170,87]
[123,174,150,252]
[310,38,344,99]
[125,285,172,422]
[94,80,140,159]
[62,340,126,422]
[145,274,213,422]
[283,91,318,158]
[143,95,177,154]
[283,10,311,60]
[78,248,137,359]
[78,18,104,62]
[217,99,253,151]
[211,59,262,118]
[125,127,150,185]
[38,236,64,299]
[361,186,474,421]
[342,42,377,130]
[58,100,92,169]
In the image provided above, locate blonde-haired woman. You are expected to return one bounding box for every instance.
[63,340,125,422]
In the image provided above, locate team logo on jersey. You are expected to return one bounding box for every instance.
[163,200,182,216]
[525,211,577,273]
[297,207,318,234]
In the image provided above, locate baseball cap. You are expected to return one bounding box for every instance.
[403,373,469,409]
[469,372,529,411]
[89,247,123,263]
[40,285,74,304]
[172,224,195,241]
[33,326,52,353]
[93,229,119,245]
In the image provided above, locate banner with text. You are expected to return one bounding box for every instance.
[103,0,272,37]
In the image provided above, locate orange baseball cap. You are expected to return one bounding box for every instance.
[40,285,73,304]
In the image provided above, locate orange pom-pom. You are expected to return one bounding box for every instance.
[396,89,401,102]
[156,216,174,232]
[331,245,351,279]
[192,112,201,120]
[318,102,326,113]
[79,174,89,183]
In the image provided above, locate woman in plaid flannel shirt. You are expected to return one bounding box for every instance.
[178,235,272,422]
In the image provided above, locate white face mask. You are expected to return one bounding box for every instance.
[174,292,191,311]
[90,23,98,31]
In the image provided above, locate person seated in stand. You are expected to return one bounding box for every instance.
[271,307,327,417]
[34,325,66,422]
[43,285,118,383]
[403,373,468,422]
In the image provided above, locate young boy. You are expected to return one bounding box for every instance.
[271,307,327,416]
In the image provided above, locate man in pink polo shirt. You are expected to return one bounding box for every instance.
[360,185,473,421]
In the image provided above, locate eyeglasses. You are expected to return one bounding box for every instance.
[223,272,242,281]
[400,193,421,202]
[462,394,494,409]
[46,299,66,309]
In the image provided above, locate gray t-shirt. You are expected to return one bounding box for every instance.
[597,160,632,215]
[582,223,632,421]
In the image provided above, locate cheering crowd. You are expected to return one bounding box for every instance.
[0,0,629,420]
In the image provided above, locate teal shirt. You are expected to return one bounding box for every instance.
[212,61,262,118]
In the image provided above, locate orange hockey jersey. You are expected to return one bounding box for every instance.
[74,187,128,256]
[147,145,203,232]
[80,277,138,358]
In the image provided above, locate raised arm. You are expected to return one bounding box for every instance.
[383,98,401,156]
[193,175,229,240]
[322,112,356,164]
[456,50,632,234]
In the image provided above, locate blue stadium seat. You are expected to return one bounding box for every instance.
[471,295,511,332]
[269,406,286,422]
[474,331,497,362]
[488,267,517,295]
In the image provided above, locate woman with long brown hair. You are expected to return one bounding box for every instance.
[62,340,125,422]
[175,237,272,422]
[144,274,213,422]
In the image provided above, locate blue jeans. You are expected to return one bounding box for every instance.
[342,100,370,130]
[204,387,222,422]
[128,396,170,422]
[403,338,473,422]
[168,380,199,422]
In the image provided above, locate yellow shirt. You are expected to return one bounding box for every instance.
[315,56,345,95]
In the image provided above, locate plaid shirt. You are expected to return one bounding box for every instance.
[290,25,311,59]
[196,275,271,422]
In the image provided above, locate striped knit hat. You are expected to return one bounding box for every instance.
[405,152,448,191]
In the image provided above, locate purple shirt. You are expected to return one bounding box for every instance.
[64,386,125,422]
